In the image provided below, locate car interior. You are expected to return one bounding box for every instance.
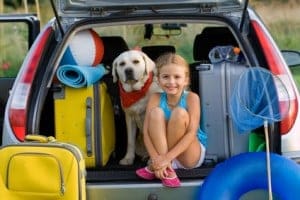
[37,21,267,181]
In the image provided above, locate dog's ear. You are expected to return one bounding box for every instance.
[112,60,118,83]
[141,52,155,75]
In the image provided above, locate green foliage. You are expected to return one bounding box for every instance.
[0,23,28,77]
[269,21,300,51]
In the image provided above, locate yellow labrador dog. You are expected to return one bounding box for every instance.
[112,50,161,165]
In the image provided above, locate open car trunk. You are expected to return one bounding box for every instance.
[36,18,278,184]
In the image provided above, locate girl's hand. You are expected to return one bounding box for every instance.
[154,163,173,179]
[154,167,166,179]
[151,154,172,171]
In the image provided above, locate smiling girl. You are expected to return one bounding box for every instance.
[136,53,207,188]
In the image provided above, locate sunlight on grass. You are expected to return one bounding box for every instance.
[254,0,300,51]
[269,21,300,50]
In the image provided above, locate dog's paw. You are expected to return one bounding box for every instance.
[119,157,135,165]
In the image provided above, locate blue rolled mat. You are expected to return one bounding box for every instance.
[56,64,107,88]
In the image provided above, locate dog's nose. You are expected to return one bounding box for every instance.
[125,68,134,80]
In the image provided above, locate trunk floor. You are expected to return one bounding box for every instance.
[86,157,213,182]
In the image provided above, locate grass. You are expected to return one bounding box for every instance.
[0,22,29,77]
[253,0,300,51]
[269,21,300,50]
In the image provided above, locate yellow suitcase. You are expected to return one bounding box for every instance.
[53,82,115,168]
[0,135,86,200]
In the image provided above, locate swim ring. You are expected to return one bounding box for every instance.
[197,152,300,200]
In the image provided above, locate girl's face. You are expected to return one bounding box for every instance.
[158,63,189,96]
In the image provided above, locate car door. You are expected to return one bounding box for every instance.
[0,14,40,143]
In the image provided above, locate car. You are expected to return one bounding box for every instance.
[2,0,300,199]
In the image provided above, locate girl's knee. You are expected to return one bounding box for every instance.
[170,107,189,121]
[148,107,164,121]
[168,108,189,130]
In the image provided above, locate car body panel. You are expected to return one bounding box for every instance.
[87,181,202,199]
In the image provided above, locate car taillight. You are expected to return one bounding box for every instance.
[8,26,52,141]
[251,20,298,134]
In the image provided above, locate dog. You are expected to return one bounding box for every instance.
[112,50,161,165]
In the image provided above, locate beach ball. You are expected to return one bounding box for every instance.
[60,29,104,66]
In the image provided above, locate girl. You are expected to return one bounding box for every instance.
[136,53,207,188]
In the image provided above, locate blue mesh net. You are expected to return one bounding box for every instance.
[230,67,290,134]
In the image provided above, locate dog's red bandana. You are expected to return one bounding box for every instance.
[119,73,153,108]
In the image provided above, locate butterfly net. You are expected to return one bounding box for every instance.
[230,67,290,134]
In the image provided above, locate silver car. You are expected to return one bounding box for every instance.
[2,0,300,199]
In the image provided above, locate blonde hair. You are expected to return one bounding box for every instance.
[155,53,190,78]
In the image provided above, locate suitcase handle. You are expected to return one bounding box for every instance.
[85,97,93,156]
[25,135,56,143]
[195,64,212,71]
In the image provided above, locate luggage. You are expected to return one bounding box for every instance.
[191,61,248,162]
[0,135,86,200]
[53,82,115,168]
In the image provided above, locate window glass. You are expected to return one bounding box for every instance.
[94,23,214,62]
[0,22,28,77]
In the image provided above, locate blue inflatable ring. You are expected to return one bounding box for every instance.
[197,152,300,200]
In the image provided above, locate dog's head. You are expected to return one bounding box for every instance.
[112,50,155,90]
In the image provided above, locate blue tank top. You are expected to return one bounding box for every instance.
[159,91,207,147]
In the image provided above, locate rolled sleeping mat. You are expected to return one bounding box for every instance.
[56,64,107,88]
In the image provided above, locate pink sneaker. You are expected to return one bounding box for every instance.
[136,167,156,180]
[161,176,181,188]
[161,169,181,188]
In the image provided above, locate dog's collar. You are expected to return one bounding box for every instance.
[119,72,153,108]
